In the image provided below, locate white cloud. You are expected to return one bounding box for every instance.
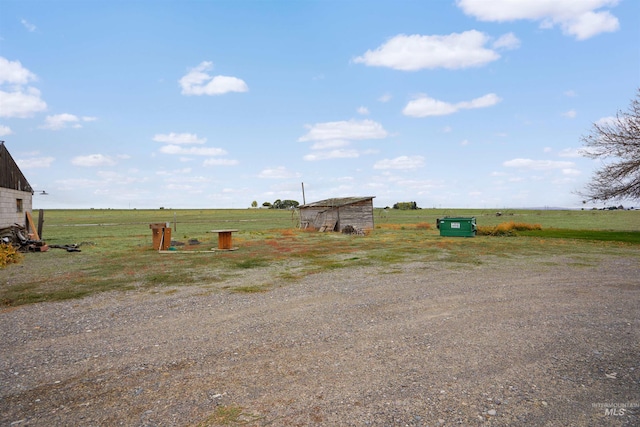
[0,57,47,118]
[96,170,142,184]
[378,93,392,103]
[179,61,248,96]
[0,125,13,136]
[503,158,575,170]
[562,168,581,176]
[160,144,227,156]
[156,168,192,176]
[404,97,457,117]
[300,119,388,161]
[303,149,360,161]
[564,90,577,97]
[565,9,620,40]
[0,86,47,118]
[492,32,521,50]
[578,146,600,157]
[0,57,37,85]
[374,155,425,170]
[17,156,55,169]
[41,113,77,130]
[310,139,350,150]
[456,0,620,40]
[72,154,117,167]
[165,184,195,191]
[258,166,301,179]
[55,178,102,190]
[457,93,502,109]
[353,30,512,71]
[21,19,36,32]
[357,106,370,115]
[203,158,239,166]
[153,132,206,144]
[558,148,582,158]
[562,109,577,118]
[162,174,210,184]
[403,93,501,117]
[298,119,388,142]
[595,115,617,126]
[41,113,96,130]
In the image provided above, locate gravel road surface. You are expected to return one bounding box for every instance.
[1,255,639,426]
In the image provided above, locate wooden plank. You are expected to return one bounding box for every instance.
[25,211,40,240]
[37,209,44,239]
[319,220,336,232]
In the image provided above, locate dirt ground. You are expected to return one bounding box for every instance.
[1,254,639,426]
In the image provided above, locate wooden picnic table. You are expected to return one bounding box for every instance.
[210,229,239,250]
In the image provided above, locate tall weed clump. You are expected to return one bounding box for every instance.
[0,243,23,268]
[477,221,542,236]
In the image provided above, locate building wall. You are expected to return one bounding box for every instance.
[300,199,374,231]
[299,207,332,230]
[335,200,374,230]
[0,188,32,228]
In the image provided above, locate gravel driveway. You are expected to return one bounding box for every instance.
[1,255,639,426]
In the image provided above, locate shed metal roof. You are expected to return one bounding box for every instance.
[299,196,375,209]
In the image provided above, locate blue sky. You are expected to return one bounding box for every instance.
[1,0,638,209]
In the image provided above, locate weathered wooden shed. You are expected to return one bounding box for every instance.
[298,196,375,232]
[0,142,33,228]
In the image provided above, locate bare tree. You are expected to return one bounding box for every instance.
[580,89,640,202]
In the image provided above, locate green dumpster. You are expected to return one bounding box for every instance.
[436,217,477,237]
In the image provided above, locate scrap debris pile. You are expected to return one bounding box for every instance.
[0,224,48,252]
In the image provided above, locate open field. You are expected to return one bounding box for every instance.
[1,208,639,426]
[1,208,638,306]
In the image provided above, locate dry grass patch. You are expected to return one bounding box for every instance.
[478,221,542,236]
[415,222,432,230]
[0,243,23,269]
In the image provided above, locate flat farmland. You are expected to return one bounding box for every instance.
[1,208,639,426]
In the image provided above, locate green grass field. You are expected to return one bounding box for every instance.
[1,208,638,307]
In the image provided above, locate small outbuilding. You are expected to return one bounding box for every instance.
[299,196,375,232]
[0,142,33,229]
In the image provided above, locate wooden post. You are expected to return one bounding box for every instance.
[37,209,44,239]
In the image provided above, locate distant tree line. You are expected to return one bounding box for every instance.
[256,199,300,209]
[393,201,419,210]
